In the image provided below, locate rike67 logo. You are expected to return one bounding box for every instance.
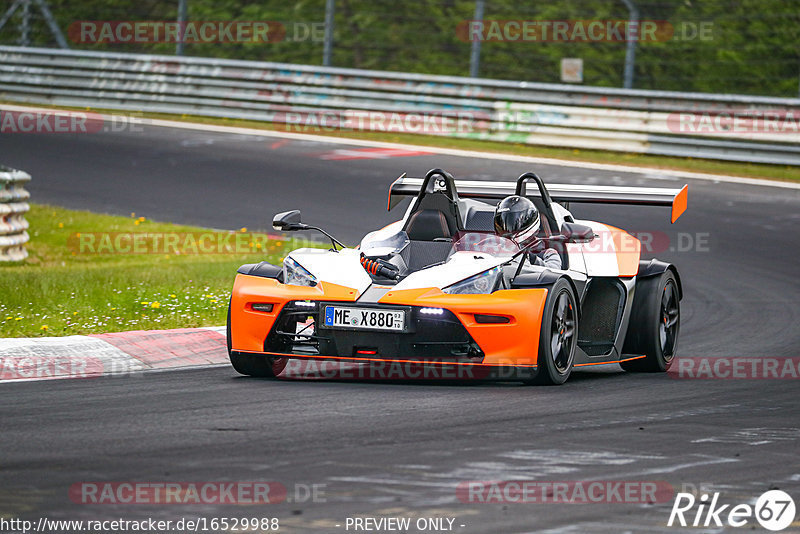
[668,490,796,531]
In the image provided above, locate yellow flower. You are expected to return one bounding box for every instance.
[15,317,22,321]
[58,222,64,228]
[134,220,140,225]
[73,311,78,316]
[240,227,247,233]
[138,216,145,222]
[131,212,136,218]
[169,294,177,298]
[111,307,117,311]
[141,301,149,305]
[151,302,160,309]
[40,325,48,331]
[210,299,218,303]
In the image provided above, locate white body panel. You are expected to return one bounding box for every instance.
[550,202,571,228]
[292,247,511,293]
[288,248,372,295]
[565,242,587,274]
[393,251,508,291]
[573,220,621,277]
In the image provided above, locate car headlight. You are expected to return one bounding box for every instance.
[443,267,502,295]
[283,257,317,287]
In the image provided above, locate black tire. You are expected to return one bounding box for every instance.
[227,302,287,378]
[525,278,578,385]
[621,271,680,372]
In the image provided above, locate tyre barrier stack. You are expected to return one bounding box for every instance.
[0,166,31,262]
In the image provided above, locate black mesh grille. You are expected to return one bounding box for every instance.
[265,302,484,362]
[578,278,625,356]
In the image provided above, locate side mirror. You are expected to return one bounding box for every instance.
[273,210,305,231]
[560,222,595,243]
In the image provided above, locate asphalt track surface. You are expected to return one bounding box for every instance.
[2,124,800,533]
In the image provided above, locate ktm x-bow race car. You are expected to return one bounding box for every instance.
[227,169,688,385]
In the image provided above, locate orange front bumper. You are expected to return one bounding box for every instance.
[230,274,548,368]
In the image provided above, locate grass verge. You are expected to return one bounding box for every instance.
[0,204,311,338]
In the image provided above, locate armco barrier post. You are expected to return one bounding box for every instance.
[0,165,31,261]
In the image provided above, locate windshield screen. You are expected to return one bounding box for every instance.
[450,231,520,258]
[360,229,410,256]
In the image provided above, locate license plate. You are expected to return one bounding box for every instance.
[323,306,405,331]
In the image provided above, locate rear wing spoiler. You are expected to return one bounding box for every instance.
[388,176,688,223]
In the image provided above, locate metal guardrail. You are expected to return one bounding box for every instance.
[1,46,799,165]
[0,165,30,262]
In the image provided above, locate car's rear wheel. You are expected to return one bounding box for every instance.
[621,271,680,372]
[526,279,578,385]
[227,302,288,378]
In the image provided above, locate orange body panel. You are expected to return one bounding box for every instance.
[379,288,547,366]
[230,275,359,353]
[230,274,548,367]
[604,224,641,277]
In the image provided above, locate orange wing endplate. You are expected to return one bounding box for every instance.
[671,185,688,224]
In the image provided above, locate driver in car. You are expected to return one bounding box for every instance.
[494,195,562,270]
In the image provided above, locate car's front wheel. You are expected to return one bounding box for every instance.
[227,303,287,378]
[526,279,578,385]
[229,352,288,378]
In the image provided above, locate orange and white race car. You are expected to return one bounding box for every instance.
[227,169,688,385]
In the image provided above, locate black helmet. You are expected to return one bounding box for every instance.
[494,195,540,244]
